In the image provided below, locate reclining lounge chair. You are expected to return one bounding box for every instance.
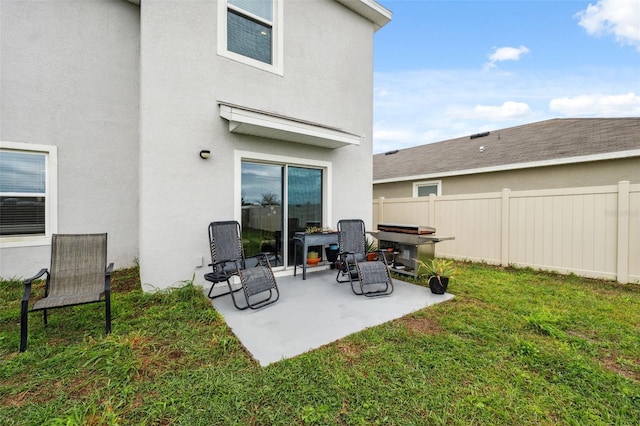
[336,219,393,297]
[205,220,280,310]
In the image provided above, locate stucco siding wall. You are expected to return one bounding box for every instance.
[138,0,376,289]
[0,0,140,278]
[374,157,640,199]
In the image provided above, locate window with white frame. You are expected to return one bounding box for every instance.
[218,0,283,74]
[0,142,57,245]
[413,180,441,197]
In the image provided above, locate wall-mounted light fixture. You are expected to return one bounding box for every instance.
[199,150,211,159]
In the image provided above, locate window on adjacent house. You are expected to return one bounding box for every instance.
[0,150,46,236]
[413,181,441,197]
[218,0,282,74]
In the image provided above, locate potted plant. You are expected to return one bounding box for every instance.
[307,250,320,266]
[416,258,456,294]
[305,226,321,234]
[365,238,378,261]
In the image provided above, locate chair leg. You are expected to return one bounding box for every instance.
[20,300,28,352]
[227,279,250,310]
[105,291,111,334]
[246,287,280,310]
[207,280,242,299]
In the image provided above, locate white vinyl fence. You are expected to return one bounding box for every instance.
[373,181,639,284]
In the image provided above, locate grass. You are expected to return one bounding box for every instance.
[1,263,639,425]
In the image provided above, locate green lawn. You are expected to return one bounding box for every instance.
[1,263,639,425]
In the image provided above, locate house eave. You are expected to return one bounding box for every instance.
[125,1,392,31]
[335,0,392,31]
[373,149,640,184]
[219,102,361,149]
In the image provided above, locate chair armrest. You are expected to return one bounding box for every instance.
[22,268,49,302]
[210,259,242,272]
[24,268,49,285]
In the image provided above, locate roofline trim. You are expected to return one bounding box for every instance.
[373,149,640,184]
[335,0,392,31]
[123,1,392,31]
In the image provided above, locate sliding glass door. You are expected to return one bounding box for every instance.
[241,161,323,268]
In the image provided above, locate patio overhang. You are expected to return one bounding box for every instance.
[219,102,361,149]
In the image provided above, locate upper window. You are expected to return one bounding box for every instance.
[218,0,283,74]
[413,180,441,197]
[0,142,57,246]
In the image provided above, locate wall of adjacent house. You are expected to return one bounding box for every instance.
[373,157,640,198]
[138,0,377,289]
[0,0,140,279]
[373,182,639,284]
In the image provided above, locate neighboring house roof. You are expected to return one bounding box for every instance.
[373,118,640,183]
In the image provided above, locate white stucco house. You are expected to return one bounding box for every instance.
[0,0,391,289]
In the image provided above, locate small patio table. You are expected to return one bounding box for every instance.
[293,232,339,280]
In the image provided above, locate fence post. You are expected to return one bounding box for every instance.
[429,193,436,226]
[501,188,510,267]
[617,181,630,284]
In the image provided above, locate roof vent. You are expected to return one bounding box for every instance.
[470,131,490,139]
[384,150,399,155]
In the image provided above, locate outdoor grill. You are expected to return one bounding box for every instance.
[371,223,454,278]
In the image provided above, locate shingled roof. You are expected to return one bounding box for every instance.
[373,118,640,182]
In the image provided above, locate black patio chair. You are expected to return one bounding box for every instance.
[20,233,114,352]
[205,220,279,310]
[336,219,393,297]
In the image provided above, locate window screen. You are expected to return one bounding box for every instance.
[0,151,46,235]
[227,0,273,64]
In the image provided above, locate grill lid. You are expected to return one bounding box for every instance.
[377,223,435,235]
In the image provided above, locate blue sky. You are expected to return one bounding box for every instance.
[372,0,640,154]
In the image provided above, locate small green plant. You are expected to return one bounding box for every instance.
[365,238,378,253]
[416,258,456,279]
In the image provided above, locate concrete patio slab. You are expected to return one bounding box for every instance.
[207,268,454,366]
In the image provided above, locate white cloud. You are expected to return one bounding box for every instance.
[473,101,533,120]
[549,92,640,116]
[484,45,530,70]
[576,0,640,50]
[373,127,415,142]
